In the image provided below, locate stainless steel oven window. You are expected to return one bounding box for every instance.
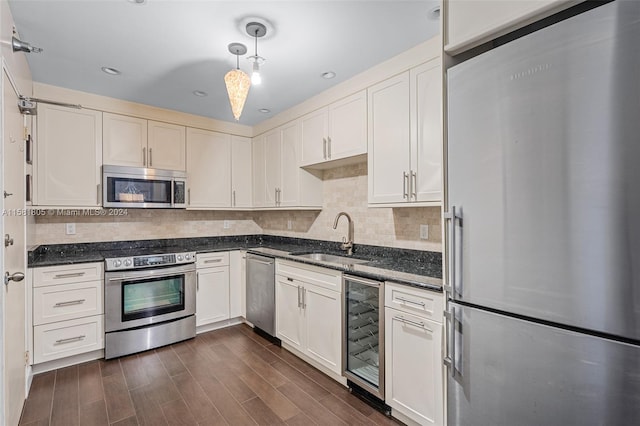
[121,274,185,322]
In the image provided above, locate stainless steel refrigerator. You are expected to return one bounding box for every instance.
[445,1,640,425]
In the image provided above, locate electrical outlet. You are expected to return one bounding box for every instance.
[287,220,293,230]
[223,220,231,229]
[420,224,429,240]
[66,223,76,235]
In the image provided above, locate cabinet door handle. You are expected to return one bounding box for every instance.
[403,172,409,199]
[97,184,101,205]
[54,299,86,307]
[143,147,146,166]
[327,136,331,159]
[410,170,417,200]
[394,315,429,330]
[149,148,153,167]
[323,138,327,159]
[26,174,32,202]
[233,190,236,207]
[196,271,199,291]
[297,285,302,308]
[395,296,426,307]
[302,288,306,309]
[187,188,191,206]
[53,272,85,279]
[55,335,86,345]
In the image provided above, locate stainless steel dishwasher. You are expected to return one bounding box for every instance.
[246,253,276,337]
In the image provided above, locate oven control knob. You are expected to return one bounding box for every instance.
[184,254,192,261]
[124,259,132,267]
[177,255,183,262]
[114,259,122,268]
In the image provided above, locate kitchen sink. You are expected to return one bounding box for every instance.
[292,253,369,265]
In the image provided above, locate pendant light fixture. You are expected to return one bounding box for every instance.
[224,42,250,121]
[246,22,267,85]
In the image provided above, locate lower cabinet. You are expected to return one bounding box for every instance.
[384,282,444,426]
[275,260,342,376]
[31,263,104,365]
[196,252,230,327]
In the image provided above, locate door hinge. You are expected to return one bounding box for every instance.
[24,350,30,366]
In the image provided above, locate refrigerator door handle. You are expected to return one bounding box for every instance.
[443,206,460,298]
[443,305,456,376]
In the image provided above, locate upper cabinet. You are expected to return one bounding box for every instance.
[445,0,579,54]
[253,120,323,209]
[34,104,102,207]
[368,59,442,206]
[186,128,231,208]
[300,90,367,168]
[103,113,186,170]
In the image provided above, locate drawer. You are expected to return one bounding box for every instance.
[33,280,103,326]
[197,252,229,268]
[276,260,342,292]
[385,281,444,322]
[33,315,104,364]
[32,263,103,288]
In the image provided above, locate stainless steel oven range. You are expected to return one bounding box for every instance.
[104,251,196,359]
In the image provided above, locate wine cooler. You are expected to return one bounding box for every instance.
[343,275,385,400]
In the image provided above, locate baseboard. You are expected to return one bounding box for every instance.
[32,349,104,374]
[196,316,245,334]
[280,341,347,386]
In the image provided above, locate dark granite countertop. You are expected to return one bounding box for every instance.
[28,235,442,291]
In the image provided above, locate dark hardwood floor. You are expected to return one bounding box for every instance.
[19,324,400,426]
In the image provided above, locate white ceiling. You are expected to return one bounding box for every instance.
[8,0,440,125]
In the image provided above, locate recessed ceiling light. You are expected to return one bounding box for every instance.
[259,108,271,113]
[322,71,336,79]
[127,0,146,4]
[192,90,208,97]
[101,67,121,76]
[428,5,440,20]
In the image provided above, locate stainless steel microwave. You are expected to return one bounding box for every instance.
[102,165,186,208]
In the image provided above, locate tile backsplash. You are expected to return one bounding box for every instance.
[32,162,442,252]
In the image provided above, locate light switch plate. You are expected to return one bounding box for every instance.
[420,224,429,240]
[223,220,230,229]
[65,223,76,235]
[287,220,293,230]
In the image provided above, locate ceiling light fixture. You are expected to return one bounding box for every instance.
[101,66,121,75]
[192,90,208,97]
[259,108,271,113]
[322,71,336,79]
[246,22,266,85]
[224,42,250,121]
[428,5,441,21]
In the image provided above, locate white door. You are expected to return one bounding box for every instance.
[231,136,252,208]
[303,284,342,375]
[186,128,231,208]
[2,70,27,426]
[411,60,442,203]
[196,266,230,326]
[279,121,300,207]
[367,72,411,204]
[328,90,367,161]
[263,129,281,206]
[147,121,186,170]
[102,113,147,167]
[275,276,303,351]
[300,108,328,166]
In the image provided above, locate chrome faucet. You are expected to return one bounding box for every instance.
[333,212,354,255]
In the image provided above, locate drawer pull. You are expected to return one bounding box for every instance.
[394,315,427,330]
[55,335,86,345]
[54,299,86,308]
[53,272,85,279]
[396,296,426,307]
[204,259,223,264]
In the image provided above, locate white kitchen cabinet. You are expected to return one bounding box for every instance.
[31,263,104,365]
[231,136,252,208]
[35,104,102,207]
[368,58,442,206]
[445,0,578,55]
[103,113,185,170]
[385,282,444,426]
[147,120,186,170]
[102,113,147,167]
[254,121,323,209]
[252,135,266,208]
[186,128,231,208]
[301,90,367,168]
[196,252,230,327]
[229,250,246,318]
[276,260,342,376]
